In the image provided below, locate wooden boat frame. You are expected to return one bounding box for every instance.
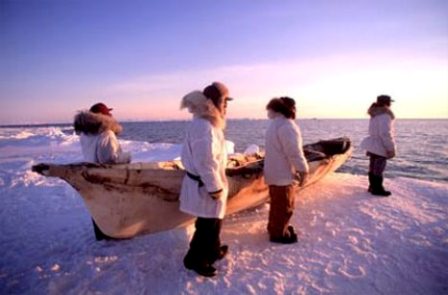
[32,137,352,239]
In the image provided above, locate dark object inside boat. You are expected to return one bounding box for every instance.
[226,137,351,177]
[304,136,351,162]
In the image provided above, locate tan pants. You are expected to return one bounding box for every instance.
[267,185,295,239]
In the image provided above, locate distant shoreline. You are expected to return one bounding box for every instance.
[1,118,447,128]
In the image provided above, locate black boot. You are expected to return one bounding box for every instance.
[378,175,391,196]
[287,225,298,241]
[367,173,374,192]
[194,265,217,277]
[183,252,195,269]
[370,175,391,197]
[183,254,217,277]
[215,245,228,261]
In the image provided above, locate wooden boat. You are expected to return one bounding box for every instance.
[32,137,352,239]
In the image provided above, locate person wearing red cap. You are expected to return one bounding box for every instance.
[89,102,113,116]
[179,82,232,277]
[361,95,396,196]
[74,102,131,165]
[73,103,131,240]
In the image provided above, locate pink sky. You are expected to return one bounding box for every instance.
[1,1,447,124]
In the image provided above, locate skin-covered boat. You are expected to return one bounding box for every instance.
[32,137,352,239]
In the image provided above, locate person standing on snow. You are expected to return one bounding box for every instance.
[179,82,233,277]
[360,95,396,197]
[73,102,131,240]
[264,97,309,244]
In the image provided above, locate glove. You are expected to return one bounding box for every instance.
[209,189,224,200]
[295,171,308,187]
[386,150,396,159]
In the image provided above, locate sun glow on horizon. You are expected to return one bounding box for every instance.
[96,53,448,122]
[1,1,447,124]
[1,54,446,125]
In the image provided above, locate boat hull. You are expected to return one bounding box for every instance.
[32,137,352,238]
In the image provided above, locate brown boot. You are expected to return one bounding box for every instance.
[270,225,298,244]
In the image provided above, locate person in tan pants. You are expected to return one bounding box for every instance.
[263,97,309,244]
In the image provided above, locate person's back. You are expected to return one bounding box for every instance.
[181,117,227,189]
[263,97,309,245]
[79,132,99,163]
[74,103,130,164]
[264,115,307,186]
[73,102,131,241]
[364,105,395,158]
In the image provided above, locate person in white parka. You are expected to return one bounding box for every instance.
[264,97,309,244]
[74,103,131,165]
[180,82,232,277]
[73,102,131,240]
[360,95,396,197]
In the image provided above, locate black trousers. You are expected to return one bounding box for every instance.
[186,217,222,265]
[368,152,387,176]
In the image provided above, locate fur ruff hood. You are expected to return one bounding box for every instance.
[180,91,225,129]
[368,104,395,119]
[74,111,123,135]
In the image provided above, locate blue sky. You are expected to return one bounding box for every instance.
[1,0,447,124]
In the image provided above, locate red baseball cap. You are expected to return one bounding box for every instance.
[90,102,113,116]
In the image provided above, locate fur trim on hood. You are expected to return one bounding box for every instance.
[180,91,225,129]
[74,111,123,135]
[367,103,395,119]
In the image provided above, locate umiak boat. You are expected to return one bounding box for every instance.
[32,137,352,239]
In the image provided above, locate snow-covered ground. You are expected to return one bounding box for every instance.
[0,127,447,294]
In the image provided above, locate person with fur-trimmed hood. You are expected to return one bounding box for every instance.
[264,97,309,244]
[180,82,233,277]
[360,95,396,197]
[74,103,131,165]
[74,103,131,240]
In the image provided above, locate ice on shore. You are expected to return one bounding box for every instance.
[1,174,447,294]
[0,127,447,294]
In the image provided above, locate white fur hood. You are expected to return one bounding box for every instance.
[180,91,225,129]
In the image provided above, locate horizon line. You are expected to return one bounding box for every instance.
[1,117,447,128]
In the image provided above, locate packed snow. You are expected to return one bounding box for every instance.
[0,127,447,294]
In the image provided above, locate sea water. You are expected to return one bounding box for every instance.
[0,119,447,294]
[2,119,447,182]
[1,119,447,181]
[56,119,448,182]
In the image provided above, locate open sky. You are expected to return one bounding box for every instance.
[1,0,447,124]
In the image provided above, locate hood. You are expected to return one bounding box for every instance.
[367,103,395,119]
[180,91,225,129]
[73,111,123,135]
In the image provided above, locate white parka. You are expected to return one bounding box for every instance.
[74,111,131,164]
[179,91,229,219]
[264,114,309,186]
[360,105,396,158]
